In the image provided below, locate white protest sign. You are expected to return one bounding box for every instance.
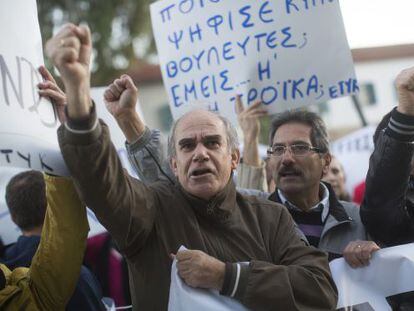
[330,126,375,198]
[0,1,147,243]
[330,243,414,310]
[150,0,358,123]
[0,0,68,175]
[0,88,145,244]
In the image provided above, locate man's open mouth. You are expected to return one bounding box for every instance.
[190,168,213,177]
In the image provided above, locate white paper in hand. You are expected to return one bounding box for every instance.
[168,246,249,311]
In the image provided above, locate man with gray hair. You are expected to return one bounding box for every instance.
[46,23,338,310]
[127,96,380,268]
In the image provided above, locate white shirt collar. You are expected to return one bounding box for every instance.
[278,182,330,222]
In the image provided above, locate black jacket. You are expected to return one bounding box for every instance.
[360,107,414,246]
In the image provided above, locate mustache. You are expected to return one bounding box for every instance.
[278,166,303,176]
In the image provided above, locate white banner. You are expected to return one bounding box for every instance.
[330,243,414,311]
[150,0,358,123]
[0,0,68,175]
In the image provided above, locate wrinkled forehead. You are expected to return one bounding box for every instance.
[175,111,226,141]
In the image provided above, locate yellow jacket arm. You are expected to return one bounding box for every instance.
[29,174,89,310]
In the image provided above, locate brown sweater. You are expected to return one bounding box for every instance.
[58,116,337,310]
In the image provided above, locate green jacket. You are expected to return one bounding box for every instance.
[0,175,89,310]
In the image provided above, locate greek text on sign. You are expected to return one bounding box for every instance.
[150,0,358,122]
[0,0,68,175]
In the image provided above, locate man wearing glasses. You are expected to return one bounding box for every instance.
[124,99,380,268]
[235,104,380,266]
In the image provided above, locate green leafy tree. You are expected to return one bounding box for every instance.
[37,0,156,86]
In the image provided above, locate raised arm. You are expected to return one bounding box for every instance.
[235,96,269,191]
[126,127,175,184]
[30,175,88,309]
[102,77,175,184]
[45,24,157,255]
[360,66,414,245]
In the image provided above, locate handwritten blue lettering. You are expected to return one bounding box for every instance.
[285,0,336,14]
[170,70,232,105]
[168,30,184,50]
[246,75,324,105]
[179,0,195,14]
[259,1,275,23]
[239,5,254,28]
[222,42,235,61]
[258,60,271,81]
[207,15,224,35]
[189,23,203,43]
[160,4,175,23]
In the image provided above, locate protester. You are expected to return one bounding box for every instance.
[221,99,380,265]
[0,175,90,310]
[128,96,380,267]
[1,170,104,310]
[322,155,351,202]
[36,64,132,308]
[360,66,414,246]
[46,23,338,310]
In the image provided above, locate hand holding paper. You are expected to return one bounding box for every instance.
[342,240,380,268]
[175,249,225,291]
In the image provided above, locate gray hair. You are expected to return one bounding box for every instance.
[168,113,239,160]
[269,109,330,153]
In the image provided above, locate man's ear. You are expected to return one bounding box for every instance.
[321,153,332,177]
[169,157,178,177]
[231,148,241,170]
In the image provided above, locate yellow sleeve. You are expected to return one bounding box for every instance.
[29,174,89,310]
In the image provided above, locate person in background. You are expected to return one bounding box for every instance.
[360,66,414,246]
[322,155,351,202]
[1,66,104,310]
[2,171,104,311]
[1,175,91,310]
[218,99,379,265]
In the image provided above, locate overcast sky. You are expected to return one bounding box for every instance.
[340,0,414,48]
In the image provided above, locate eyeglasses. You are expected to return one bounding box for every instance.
[267,144,321,157]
